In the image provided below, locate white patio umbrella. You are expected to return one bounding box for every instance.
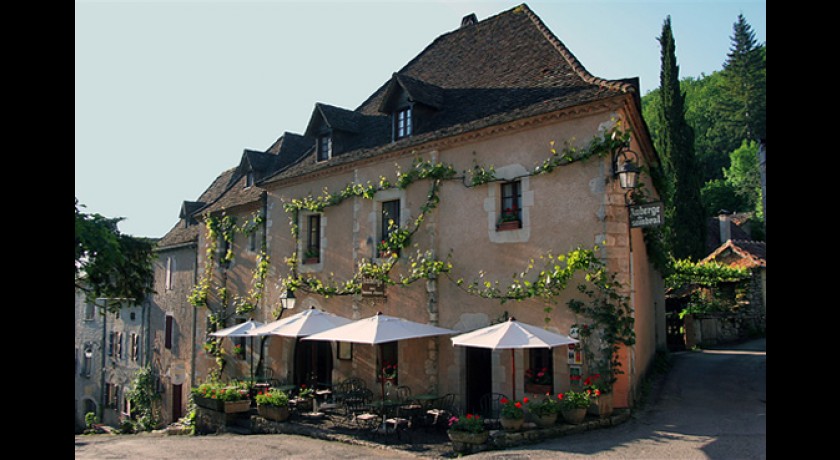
[303,312,457,430]
[210,319,265,381]
[249,306,352,338]
[450,317,578,400]
[249,307,353,395]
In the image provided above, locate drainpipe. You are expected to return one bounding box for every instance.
[191,244,199,387]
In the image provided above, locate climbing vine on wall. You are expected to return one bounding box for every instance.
[189,122,652,385]
[187,211,266,378]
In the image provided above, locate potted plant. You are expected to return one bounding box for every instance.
[498,396,526,431]
[293,385,315,412]
[558,390,591,425]
[192,381,251,413]
[496,208,521,231]
[583,373,613,418]
[255,388,290,422]
[524,367,552,395]
[527,394,561,427]
[447,414,488,452]
[381,362,398,384]
[303,247,319,264]
[231,343,245,358]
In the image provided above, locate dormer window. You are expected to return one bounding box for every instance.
[245,172,255,188]
[317,134,332,162]
[394,106,412,140]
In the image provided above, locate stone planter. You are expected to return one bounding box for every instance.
[257,404,290,422]
[588,392,614,418]
[447,430,489,445]
[499,416,524,431]
[534,412,558,427]
[293,398,314,413]
[448,430,489,454]
[561,407,587,425]
[524,383,553,396]
[194,396,251,413]
[222,399,252,414]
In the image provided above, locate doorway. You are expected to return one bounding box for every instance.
[293,338,334,388]
[171,384,182,421]
[464,347,491,414]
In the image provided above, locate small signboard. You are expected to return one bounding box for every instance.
[361,277,386,297]
[629,202,664,228]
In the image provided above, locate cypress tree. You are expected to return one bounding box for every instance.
[656,16,707,260]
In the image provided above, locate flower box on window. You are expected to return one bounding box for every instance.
[497,220,521,231]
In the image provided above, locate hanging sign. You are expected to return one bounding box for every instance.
[629,202,664,228]
[361,277,386,297]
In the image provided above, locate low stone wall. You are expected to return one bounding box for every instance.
[684,314,763,348]
[194,406,251,435]
[449,411,631,454]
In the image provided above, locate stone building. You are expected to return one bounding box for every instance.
[74,289,149,430]
[153,3,666,416]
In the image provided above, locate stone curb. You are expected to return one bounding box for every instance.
[249,409,632,457]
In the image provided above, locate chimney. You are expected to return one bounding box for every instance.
[718,209,732,244]
[461,13,478,28]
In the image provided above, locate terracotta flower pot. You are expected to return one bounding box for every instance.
[499,416,524,431]
[561,407,587,425]
[535,412,558,427]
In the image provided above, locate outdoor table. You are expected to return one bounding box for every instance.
[413,393,441,409]
[368,400,404,435]
[275,384,297,393]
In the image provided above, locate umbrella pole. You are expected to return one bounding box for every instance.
[511,348,516,400]
[379,343,387,432]
[250,337,254,383]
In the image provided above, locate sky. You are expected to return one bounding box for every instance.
[75,0,766,239]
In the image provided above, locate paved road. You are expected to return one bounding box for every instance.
[74,338,765,459]
[472,338,766,459]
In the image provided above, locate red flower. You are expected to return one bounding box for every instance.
[500,397,508,404]
[595,389,601,396]
[514,402,522,409]
[301,384,306,388]
[537,371,545,378]
[466,414,473,419]
[584,377,592,385]
[523,397,529,404]
[592,374,600,379]
[557,393,564,400]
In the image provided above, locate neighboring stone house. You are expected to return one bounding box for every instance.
[75,288,102,432]
[701,212,766,331]
[155,4,666,414]
[74,288,149,430]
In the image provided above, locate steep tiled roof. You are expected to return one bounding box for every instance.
[702,239,766,269]
[706,217,752,254]
[265,3,636,184]
[156,168,236,249]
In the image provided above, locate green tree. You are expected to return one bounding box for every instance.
[656,16,707,261]
[699,140,762,218]
[719,14,766,142]
[75,198,155,309]
[724,140,761,211]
